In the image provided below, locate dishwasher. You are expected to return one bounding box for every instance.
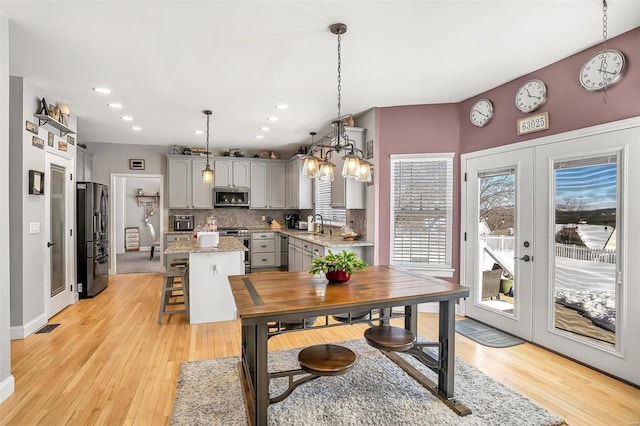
[280,234,289,270]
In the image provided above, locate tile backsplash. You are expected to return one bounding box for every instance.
[169,208,368,239]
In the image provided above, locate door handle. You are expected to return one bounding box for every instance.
[514,254,531,262]
[47,242,55,247]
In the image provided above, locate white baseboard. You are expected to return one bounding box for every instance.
[0,374,15,404]
[10,313,47,340]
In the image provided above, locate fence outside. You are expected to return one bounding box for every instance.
[555,243,616,264]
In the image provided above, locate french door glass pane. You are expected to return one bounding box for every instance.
[51,164,65,297]
[477,167,515,315]
[553,155,617,347]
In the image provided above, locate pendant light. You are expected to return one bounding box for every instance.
[300,23,372,182]
[201,109,214,184]
[300,132,321,178]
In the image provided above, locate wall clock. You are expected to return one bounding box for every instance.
[469,99,494,128]
[515,79,547,113]
[579,48,626,91]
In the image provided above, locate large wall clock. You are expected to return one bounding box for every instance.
[469,99,494,128]
[579,48,626,91]
[515,79,547,113]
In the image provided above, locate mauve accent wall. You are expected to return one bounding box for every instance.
[376,104,461,282]
[375,26,639,285]
[460,26,640,153]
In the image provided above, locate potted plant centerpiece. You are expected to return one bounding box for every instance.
[309,249,367,283]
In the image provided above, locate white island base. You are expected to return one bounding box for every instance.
[188,251,244,324]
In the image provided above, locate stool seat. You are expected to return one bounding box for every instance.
[298,344,356,376]
[364,326,416,352]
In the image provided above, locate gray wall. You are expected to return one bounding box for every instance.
[0,10,14,403]
[87,142,168,186]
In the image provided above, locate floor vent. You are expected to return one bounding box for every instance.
[36,324,60,334]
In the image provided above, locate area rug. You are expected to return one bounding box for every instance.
[171,339,562,425]
[116,251,162,274]
[455,318,525,348]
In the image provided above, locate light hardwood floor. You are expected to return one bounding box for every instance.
[1,273,639,425]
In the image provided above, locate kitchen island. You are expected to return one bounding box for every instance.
[164,236,246,324]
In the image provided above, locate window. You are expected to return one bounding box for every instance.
[314,180,346,226]
[390,153,454,276]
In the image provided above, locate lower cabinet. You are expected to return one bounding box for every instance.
[251,232,278,269]
[287,236,365,272]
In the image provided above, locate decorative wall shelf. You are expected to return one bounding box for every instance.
[136,194,160,207]
[34,113,76,136]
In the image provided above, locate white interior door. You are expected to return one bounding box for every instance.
[463,149,534,339]
[45,154,73,318]
[533,126,640,385]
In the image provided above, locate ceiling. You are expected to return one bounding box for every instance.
[2,1,640,153]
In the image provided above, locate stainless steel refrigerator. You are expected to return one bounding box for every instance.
[76,182,109,298]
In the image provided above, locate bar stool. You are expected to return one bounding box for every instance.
[268,344,356,404]
[158,265,189,324]
[364,326,440,369]
[170,257,189,294]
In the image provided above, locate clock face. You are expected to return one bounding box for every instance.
[579,49,626,91]
[515,79,547,113]
[469,99,494,128]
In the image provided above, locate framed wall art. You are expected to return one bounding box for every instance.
[48,132,54,147]
[58,141,67,152]
[25,120,39,135]
[67,135,75,145]
[28,170,44,195]
[365,139,374,159]
[32,136,44,149]
[129,159,145,170]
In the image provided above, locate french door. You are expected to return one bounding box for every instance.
[462,120,640,385]
[45,154,73,318]
[463,149,533,339]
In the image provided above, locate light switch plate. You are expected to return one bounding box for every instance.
[29,222,40,234]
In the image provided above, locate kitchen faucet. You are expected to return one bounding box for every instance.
[311,214,324,233]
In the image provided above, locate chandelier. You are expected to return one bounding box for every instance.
[201,109,214,184]
[301,23,372,183]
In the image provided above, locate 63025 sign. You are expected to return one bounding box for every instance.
[517,111,549,136]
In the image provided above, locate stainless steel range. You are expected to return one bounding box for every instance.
[219,227,251,273]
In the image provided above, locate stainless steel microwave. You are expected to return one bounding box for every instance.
[213,187,250,207]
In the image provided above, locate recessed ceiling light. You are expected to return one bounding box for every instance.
[267,116,279,122]
[108,103,123,109]
[194,130,204,135]
[275,104,288,110]
[93,87,111,94]
[255,135,264,139]
[121,116,133,121]
[131,126,142,131]
[260,126,270,131]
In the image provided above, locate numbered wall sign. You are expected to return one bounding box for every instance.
[517,111,549,136]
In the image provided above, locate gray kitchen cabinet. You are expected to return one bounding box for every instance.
[286,155,313,209]
[251,232,279,269]
[213,159,250,187]
[250,161,286,209]
[288,237,303,272]
[76,146,93,181]
[167,156,212,208]
[331,127,366,209]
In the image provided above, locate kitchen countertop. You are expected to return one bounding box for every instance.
[164,228,374,248]
[164,236,247,255]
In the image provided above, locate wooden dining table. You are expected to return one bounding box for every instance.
[228,265,471,426]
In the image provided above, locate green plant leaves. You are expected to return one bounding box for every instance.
[308,249,367,275]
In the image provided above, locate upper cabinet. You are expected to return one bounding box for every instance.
[167,156,212,209]
[214,159,250,187]
[286,155,313,210]
[331,127,366,209]
[76,146,93,182]
[250,161,286,209]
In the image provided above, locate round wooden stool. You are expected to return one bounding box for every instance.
[364,326,416,352]
[298,344,356,376]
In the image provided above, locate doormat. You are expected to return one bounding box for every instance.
[456,318,524,348]
[36,324,60,334]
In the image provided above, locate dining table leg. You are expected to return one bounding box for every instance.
[254,322,269,426]
[438,299,456,398]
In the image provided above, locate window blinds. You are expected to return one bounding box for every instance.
[315,180,347,225]
[390,154,454,269]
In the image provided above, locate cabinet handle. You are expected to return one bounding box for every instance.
[261,258,267,262]
[261,245,267,248]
